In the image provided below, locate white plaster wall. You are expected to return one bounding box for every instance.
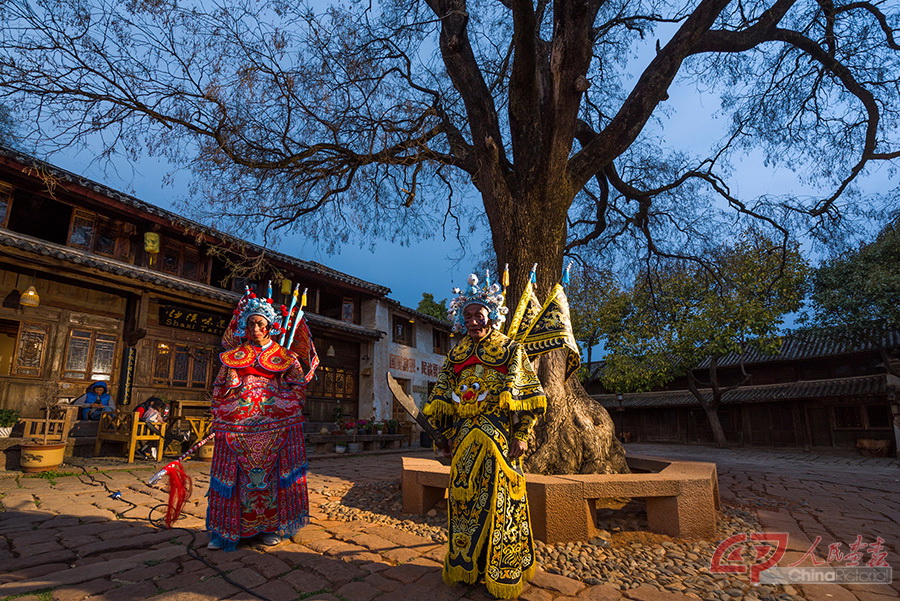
[357,298,381,420]
[366,299,449,423]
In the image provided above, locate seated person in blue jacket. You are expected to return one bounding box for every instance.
[77,381,116,420]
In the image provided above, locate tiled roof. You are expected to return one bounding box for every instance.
[584,329,900,381]
[0,228,238,302]
[0,228,384,340]
[697,331,900,368]
[590,374,893,409]
[305,313,384,340]
[382,297,454,330]
[0,145,390,296]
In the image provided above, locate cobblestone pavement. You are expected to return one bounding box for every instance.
[0,446,897,601]
[628,444,900,601]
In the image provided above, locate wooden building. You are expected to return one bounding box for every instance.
[586,333,900,455]
[0,145,392,422]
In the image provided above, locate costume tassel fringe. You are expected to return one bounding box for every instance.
[209,477,235,500]
[162,462,192,528]
[207,532,239,552]
[499,390,548,412]
[484,563,536,599]
[423,399,457,418]
[455,403,484,418]
[279,462,309,488]
[443,562,480,587]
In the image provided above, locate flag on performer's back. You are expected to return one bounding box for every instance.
[506,271,541,343]
[519,283,582,380]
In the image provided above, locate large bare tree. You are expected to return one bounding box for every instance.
[1,0,898,473]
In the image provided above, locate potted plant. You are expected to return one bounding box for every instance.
[386,419,398,435]
[332,406,345,433]
[0,409,19,437]
[374,421,384,436]
[19,382,70,473]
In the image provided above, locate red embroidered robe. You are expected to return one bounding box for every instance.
[206,341,310,550]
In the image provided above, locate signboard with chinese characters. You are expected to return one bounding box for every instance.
[421,361,441,377]
[389,354,416,373]
[159,305,229,335]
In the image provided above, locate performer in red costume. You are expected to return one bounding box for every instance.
[206,287,318,550]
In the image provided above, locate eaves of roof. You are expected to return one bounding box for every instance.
[583,328,900,382]
[696,331,900,368]
[0,228,385,340]
[0,228,238,303]
[382,297,454,331]
[306,313,384,340]
[590,374,893,409]
[0,145,390,297]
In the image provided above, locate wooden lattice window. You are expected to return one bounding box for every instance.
[152,341,215,388]
[68,210,119,257]
[68,210,96,250]
[433,329,449,355]
[13,322,50,377]
[93,217,118,256]
[307,366,357,399]
[62,329,117,381]
[392,315,414,346]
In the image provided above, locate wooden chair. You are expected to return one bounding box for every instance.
[94,411,166,463]
[19,405,79,443]
[163,415,213,457]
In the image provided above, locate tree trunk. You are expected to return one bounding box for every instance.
[525,352,628,474]
[686,371,728,448]
[488,190,627,475]
[702,404,728,449]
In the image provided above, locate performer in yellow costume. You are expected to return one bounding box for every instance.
[424,273,547,599]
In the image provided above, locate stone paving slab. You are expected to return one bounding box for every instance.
[0,446,897,600]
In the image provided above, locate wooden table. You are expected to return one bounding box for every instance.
[169,399,211,418]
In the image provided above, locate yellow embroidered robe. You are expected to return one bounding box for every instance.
[423,330,547,599]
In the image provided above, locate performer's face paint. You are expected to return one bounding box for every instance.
[463,304,492,341]
[246,315,272,345]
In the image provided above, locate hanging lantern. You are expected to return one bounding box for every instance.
[144,232,160,267]
[281,278,292,295]
[20,285,40,308]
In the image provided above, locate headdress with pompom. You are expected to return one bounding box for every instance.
[447,269,509,333]
[232,281,292,339]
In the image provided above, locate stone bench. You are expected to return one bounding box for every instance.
[401,454,720,542]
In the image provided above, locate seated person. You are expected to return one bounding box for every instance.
[137,397,192,460]
[76,381,116,421]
